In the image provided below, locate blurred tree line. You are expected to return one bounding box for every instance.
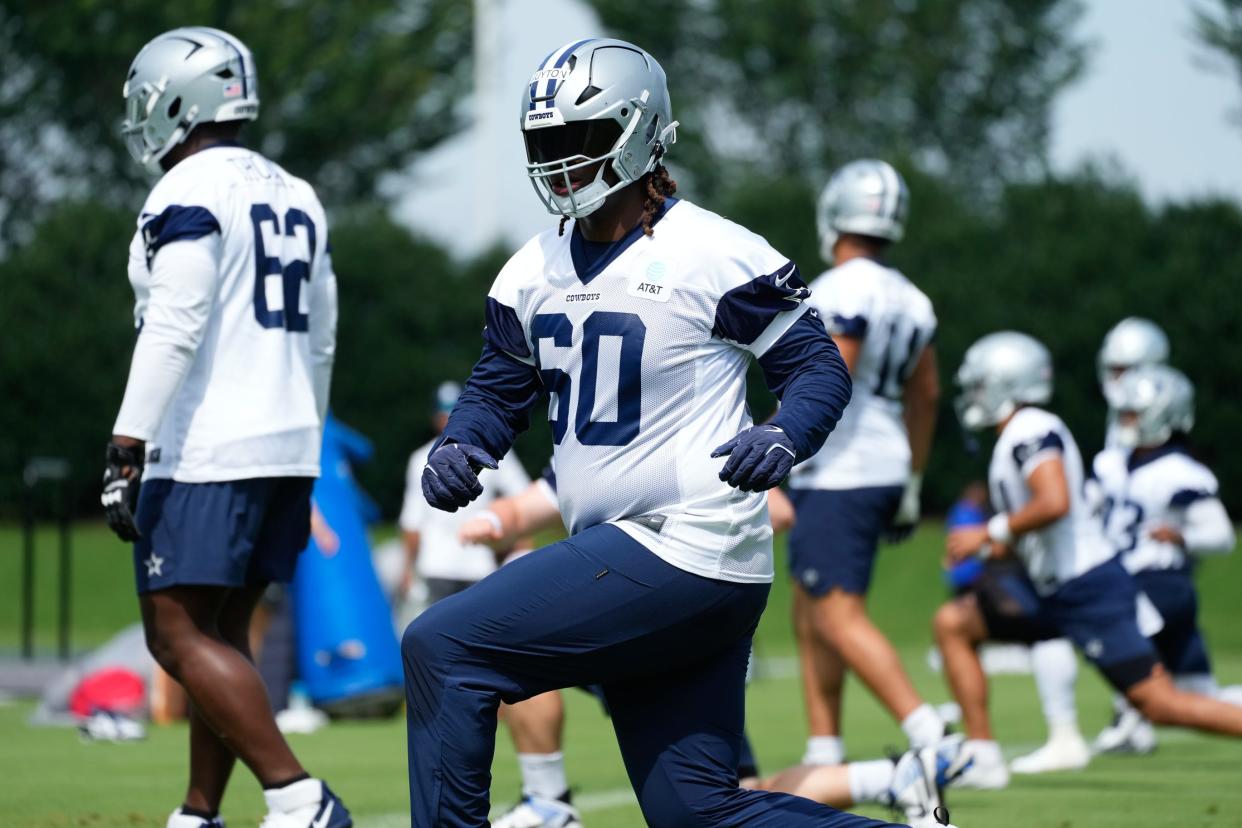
[3,0,1241,519]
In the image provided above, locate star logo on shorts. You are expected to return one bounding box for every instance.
[1084,638,1104,659]
[144,554,164,577]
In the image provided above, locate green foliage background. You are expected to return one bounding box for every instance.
[2,0,1241,519]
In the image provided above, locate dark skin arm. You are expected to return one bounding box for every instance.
[902,346,940,476]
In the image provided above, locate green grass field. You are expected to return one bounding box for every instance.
[3,522,1242,826]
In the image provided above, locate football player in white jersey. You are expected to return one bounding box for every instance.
[1012,317,1174,768]
[934,332,1242,790]
[1091,365,1241,753]
[100,28,348,828]
[785,160,948,766]
[401,37,952,828]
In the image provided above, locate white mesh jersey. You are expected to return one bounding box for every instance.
[790,257,936,490]
[122,145,335,481]
[399,442,531,581]
[989,407,1114,594]
[1093,446,1224,574]
[485,200,809,583]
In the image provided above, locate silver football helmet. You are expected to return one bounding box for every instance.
[1097,317,1169,407]
[520,38,678,219]
[122,27,260,174]
[955,332,1054,431]
[1110,364,1194,449]
[816,159,909,264]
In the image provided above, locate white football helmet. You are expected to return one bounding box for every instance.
[122,27,260,175]
[1110,364,1194,449]
[955,332,1054,431]
[1097,317,1169,407]
[520,38,678,219]
[816,159,909,264]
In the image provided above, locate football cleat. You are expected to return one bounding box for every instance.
[1092,707,1157,755]
[889,745,945,823]
[1010,731,1091,774]
[79,710,146,743]
[491,794,583,828]
[941,736,1009,791]
[167,808,225,828]
[260,779,351,828]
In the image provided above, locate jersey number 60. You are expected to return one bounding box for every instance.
[250,203,316,332]
[532,311,646,447]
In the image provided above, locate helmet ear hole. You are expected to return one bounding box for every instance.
[167,96,182,118]
[620,107,629,118]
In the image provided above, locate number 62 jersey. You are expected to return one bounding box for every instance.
[117,144,337,482]
[477,198,813,584]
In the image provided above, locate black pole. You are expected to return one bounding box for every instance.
[58,477,72,661]
[21,486,35,660]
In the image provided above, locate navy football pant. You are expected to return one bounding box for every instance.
[402,524,898,828]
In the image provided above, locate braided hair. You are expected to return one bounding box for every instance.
[557,163,679,237]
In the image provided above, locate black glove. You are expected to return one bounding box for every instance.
[422,442,498,512]
[712,425,797,492]
[101,441,144,541]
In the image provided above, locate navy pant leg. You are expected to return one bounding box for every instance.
[401,524,899,827]
[606,636,902,828]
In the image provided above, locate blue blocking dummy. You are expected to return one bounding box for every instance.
[944,498,988,590]
[292,416,403,716]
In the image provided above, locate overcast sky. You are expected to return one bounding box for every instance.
[395,0,1242,258]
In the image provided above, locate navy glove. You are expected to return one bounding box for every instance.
[712,425,797,492]
[101,441,144,541]
[422,441,499,512]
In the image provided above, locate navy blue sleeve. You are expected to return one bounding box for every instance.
[484,297,532,359]
[827,314,868,338]
[1012,431,1064,470]
[1170,488,1212,508]
[760,310,853,461]
[440,343,543,459]
[141,204,221,261]
[711,261,811,348]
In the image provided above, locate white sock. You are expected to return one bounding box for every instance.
[263,778,322,815]
[900,703,945,749]
[518,752,568,800]
[1175,673,1219,697]
[802,735,845,765]
[847,759,895,804]
[964,738,1003,765]
[1031,639,1080,734]
[1217,685,1242,707]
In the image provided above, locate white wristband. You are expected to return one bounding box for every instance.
[480,510,504,535]
[986,512,1013,545]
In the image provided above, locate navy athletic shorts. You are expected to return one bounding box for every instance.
[787,486,903,596]
[133,477,313,593]
[976,556,1159,692]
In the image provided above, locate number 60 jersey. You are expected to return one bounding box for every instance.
[481,198,811,584]
[789,256,937,490]
[117,145,337,482]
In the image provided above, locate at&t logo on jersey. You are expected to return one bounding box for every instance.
[628,261,672,303]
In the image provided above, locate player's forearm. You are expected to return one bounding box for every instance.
[1181,498,1236,554]
[902,349,940,474]
[441,344,543,458]
[762,314,852,461]
[112,325,200,440]
[308,270,337,424]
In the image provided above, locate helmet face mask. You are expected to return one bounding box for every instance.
[1112,365,1194,449]
[121,27,260,174]
[520,39,677,220]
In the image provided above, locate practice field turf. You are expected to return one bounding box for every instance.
[2,523,1242,826]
